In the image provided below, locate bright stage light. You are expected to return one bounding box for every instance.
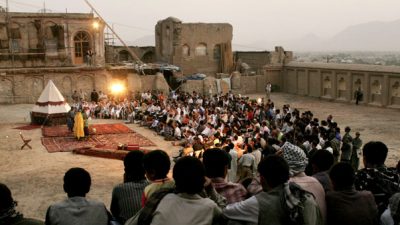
[92,21,100,30]
[111,83,124,94]
[257,98,262,104]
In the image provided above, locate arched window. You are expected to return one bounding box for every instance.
[392,81,399,97]
[195,43,207,56]
[371,80,382,94]
[213,44,221,60]
[338,77,346,90]
[182,44,190,57]
[73,31,91,64]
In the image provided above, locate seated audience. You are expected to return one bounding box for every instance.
[141,150,175,206]
[381,193,400,225]
[354,141,400,215]
[0,183,44,225]
[223,155,322,225]
[128,157,224,225]
[203,148,248,204]
[111,151,149,224]
[45,168,109,225]
[310,150,334,192]
[281,138,327,223]
[326,162,378,225]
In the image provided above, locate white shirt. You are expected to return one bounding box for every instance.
[151,193,221,225]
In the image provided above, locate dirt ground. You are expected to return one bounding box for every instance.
[0,92,399,221]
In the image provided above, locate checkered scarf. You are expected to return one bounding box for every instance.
[282,141,308,176]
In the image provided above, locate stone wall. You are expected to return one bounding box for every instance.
[280,62,400,108]
[234,51,270,74]
[155,17,233,76]
[105,46,155,63]
[0,68,171,104]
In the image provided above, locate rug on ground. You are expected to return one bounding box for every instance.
[42,123,134,137]
[41,124,156,159]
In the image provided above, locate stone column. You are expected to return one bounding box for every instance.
[347,72,352,102]
[294,68,298,94]
[382,74,389,107]
[332,71,337,99]
[364,72,370,104]
[305,69,310,96]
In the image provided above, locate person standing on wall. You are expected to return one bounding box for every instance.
[86,49,94,66]
[265,82,272,100]
[354,87,363,105]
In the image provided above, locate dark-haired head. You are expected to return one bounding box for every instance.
[203,148,230,178]
[0,183,13,211]
[329,162,354,191]
[143,150,171,181]
[310,150,334,173]
[63,167,91,197]
[362,141,388,168]
[258,155,289,191]
[124,150,146,182]
[173,157,205,194]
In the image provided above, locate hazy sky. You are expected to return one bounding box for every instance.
[2,0,400,50]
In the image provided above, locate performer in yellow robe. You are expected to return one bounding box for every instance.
[73,111,85,140]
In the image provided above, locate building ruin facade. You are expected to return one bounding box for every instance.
[155,17,233,76]
[0,11,105,68]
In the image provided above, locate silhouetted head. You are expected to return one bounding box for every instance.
[63,168,91,197]
[173,157,205,194]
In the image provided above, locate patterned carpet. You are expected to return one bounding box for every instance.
[42,123,134,137]
[41,124,155,153]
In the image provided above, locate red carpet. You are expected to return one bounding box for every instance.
[41,124,156,154]
[73,148,151,160]
[13,124,41,130]
[42,123,134,137]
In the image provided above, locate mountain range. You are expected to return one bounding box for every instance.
[246,19,400,52]
[127,19,400,52]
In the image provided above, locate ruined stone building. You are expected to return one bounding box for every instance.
[0,11,105,68]
[155,17,233,76]
[234,47,294,75]
[105,45,155,64]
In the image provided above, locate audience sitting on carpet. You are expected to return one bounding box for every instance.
[0,183,44,225]
[223,155,323,225]
[45,168,110,225]
[127,156,225,225]
[111,150,149,224]
[8,89,399,225]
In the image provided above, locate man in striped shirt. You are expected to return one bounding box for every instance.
[111,151,149,224]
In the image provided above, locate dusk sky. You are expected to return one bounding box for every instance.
[2,0,400,50]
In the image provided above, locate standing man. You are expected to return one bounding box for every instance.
[90,89,99,103]
[86,49,94,66]
[354,87,363,105]
[265,82,272,100]
[351,132,363,171]
[71,90,79,103]
[341,126,353,163]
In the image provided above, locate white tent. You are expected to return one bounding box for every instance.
[31,80,71,125]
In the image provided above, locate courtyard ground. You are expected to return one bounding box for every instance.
[0,92,399,220]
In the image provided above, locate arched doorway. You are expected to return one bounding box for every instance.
[73,31,91,65]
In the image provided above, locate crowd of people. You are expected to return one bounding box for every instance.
[2,89,400,225]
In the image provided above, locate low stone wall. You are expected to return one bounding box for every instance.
[0,68,171,104]
[280,62,400,108]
